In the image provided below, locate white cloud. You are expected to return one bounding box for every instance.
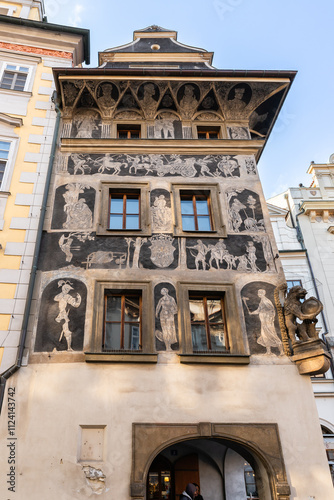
[68,3,85,27]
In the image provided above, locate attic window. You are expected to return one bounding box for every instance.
[151,44,160,51]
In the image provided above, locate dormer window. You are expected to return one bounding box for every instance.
[117,124,141,139]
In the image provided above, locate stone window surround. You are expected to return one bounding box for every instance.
[172,182,226,238]
[178,281,249,364]
[85,280,157,363]
[97,181,151,237]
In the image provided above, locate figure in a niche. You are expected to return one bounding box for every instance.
[54,280,82,351]
[243,289,283,355]
[74,110,100,138]
[154,113,175,138]
[155,288,178,350]
[179,84,198,115]
[96,83,116,110]
[151,195,172,232]
[62,184,93,230]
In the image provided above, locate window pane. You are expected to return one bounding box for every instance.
[19,66,29,72]
[124,296,140,322]
[105,295,122,321]
[209,132,218,139]
[110,197,124,213]
[197,216,211,231]
[126,215,139,229]
[0,141,10,151]
[198,132,206,139]
[6,65,17,71]
[126,197,139,214]
[118,131,128,139]
[182,215,195,231]
[191,324,208,350]
[109,214,123,229]
[0,150,9,160]
[104,323,121,350]
[181,199,194,215]
[196,198,209,215]
[124,323,140,350]
[131,131,140,139]
[207,299,222,322]
[209,324,226,351]
[189,298,205,322]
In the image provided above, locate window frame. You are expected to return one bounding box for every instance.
[172,183,226,238]
[97,181,151,236]
[0,135,19,192]
[86,280,157,363]
[178,281,249,364]
[196,125,221,140]
[116,123,141,139]
[0,60,35,93]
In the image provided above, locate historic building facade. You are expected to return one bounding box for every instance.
[268,158,334,485]
[0,26,333,499]
[0,1,89,373]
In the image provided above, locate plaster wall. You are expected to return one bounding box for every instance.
[224,449,247,500]
[0,362,333,500]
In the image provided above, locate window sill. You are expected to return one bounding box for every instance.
[97,228,152,237]
[0,88,32,98]
[85,352,158,363]
[179,354,250,365]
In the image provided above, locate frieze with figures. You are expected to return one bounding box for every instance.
[38,232,276,274]
[226,188,265,233]
[65,153,243,178]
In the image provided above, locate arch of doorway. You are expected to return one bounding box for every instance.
[130,422,290,500]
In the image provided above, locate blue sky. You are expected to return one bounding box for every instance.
[44,0,334,197]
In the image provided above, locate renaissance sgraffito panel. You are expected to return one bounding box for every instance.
[226,188,265,233]
[150,189,172,233]
[66,154,243,178]
[241,281,283,356]
[154,282,179,351]
[35,278,87,352]
[51,183,95,230]
[39,232,275,273]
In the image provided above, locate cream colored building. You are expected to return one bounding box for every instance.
[0,24,333,500]
[0,0,89,372]
[268,158,334,485]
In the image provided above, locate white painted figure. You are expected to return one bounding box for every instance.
[54,280,81,351]
[243,289,283,355]
[62,184,93,230]
[151,195,172,232]
[74,109,100,138]
[155,288,178,350]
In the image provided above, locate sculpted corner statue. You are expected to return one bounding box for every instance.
[276,284,323,347]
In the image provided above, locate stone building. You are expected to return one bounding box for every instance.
[0,0,89,373]
[268,157,334,486]
[0,25,333,500]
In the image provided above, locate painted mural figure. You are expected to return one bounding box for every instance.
[141,83,157,116]
[96,83,116,110]
[151,195,172,232]
[216,156,239,177]
[74,110,99,138]
[188,240,209,270]
[154,114,175,139]
[246,241,259,272]
[63,184,93,230]
[229,198,246,232]
[71,154,91,175]
[155,288,178,350]
[243,289,283,355]
[59,234,74,262]
[93,154,126,174]
[54,280,81,351]
[179,84,198,115]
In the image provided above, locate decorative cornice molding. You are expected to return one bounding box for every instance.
[0,42,72,60]
[0,113,23,128]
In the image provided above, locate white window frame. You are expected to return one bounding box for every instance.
[0,52,40,94]
[0,135,19,192]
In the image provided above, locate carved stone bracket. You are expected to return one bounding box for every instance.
[291,338,331,375]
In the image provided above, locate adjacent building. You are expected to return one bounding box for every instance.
[0,0,89,374]
[268,157,334,486]
[1,25,333,499]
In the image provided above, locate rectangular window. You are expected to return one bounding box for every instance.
[117,124,141,139]
[0,65,29,91]
[109,192,140,230]
[0,140,10,188]
[197,126,220,139]
[103,292,141,351]
[180,192,212,231]
[172,183,226,238]
[98,182,151,237]
[189,294,228,352]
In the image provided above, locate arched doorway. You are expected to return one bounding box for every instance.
[130,423,290,500]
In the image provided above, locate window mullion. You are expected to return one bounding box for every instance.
[203,297,212,350]
[193,194,199,231]
[120,295,125,349]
